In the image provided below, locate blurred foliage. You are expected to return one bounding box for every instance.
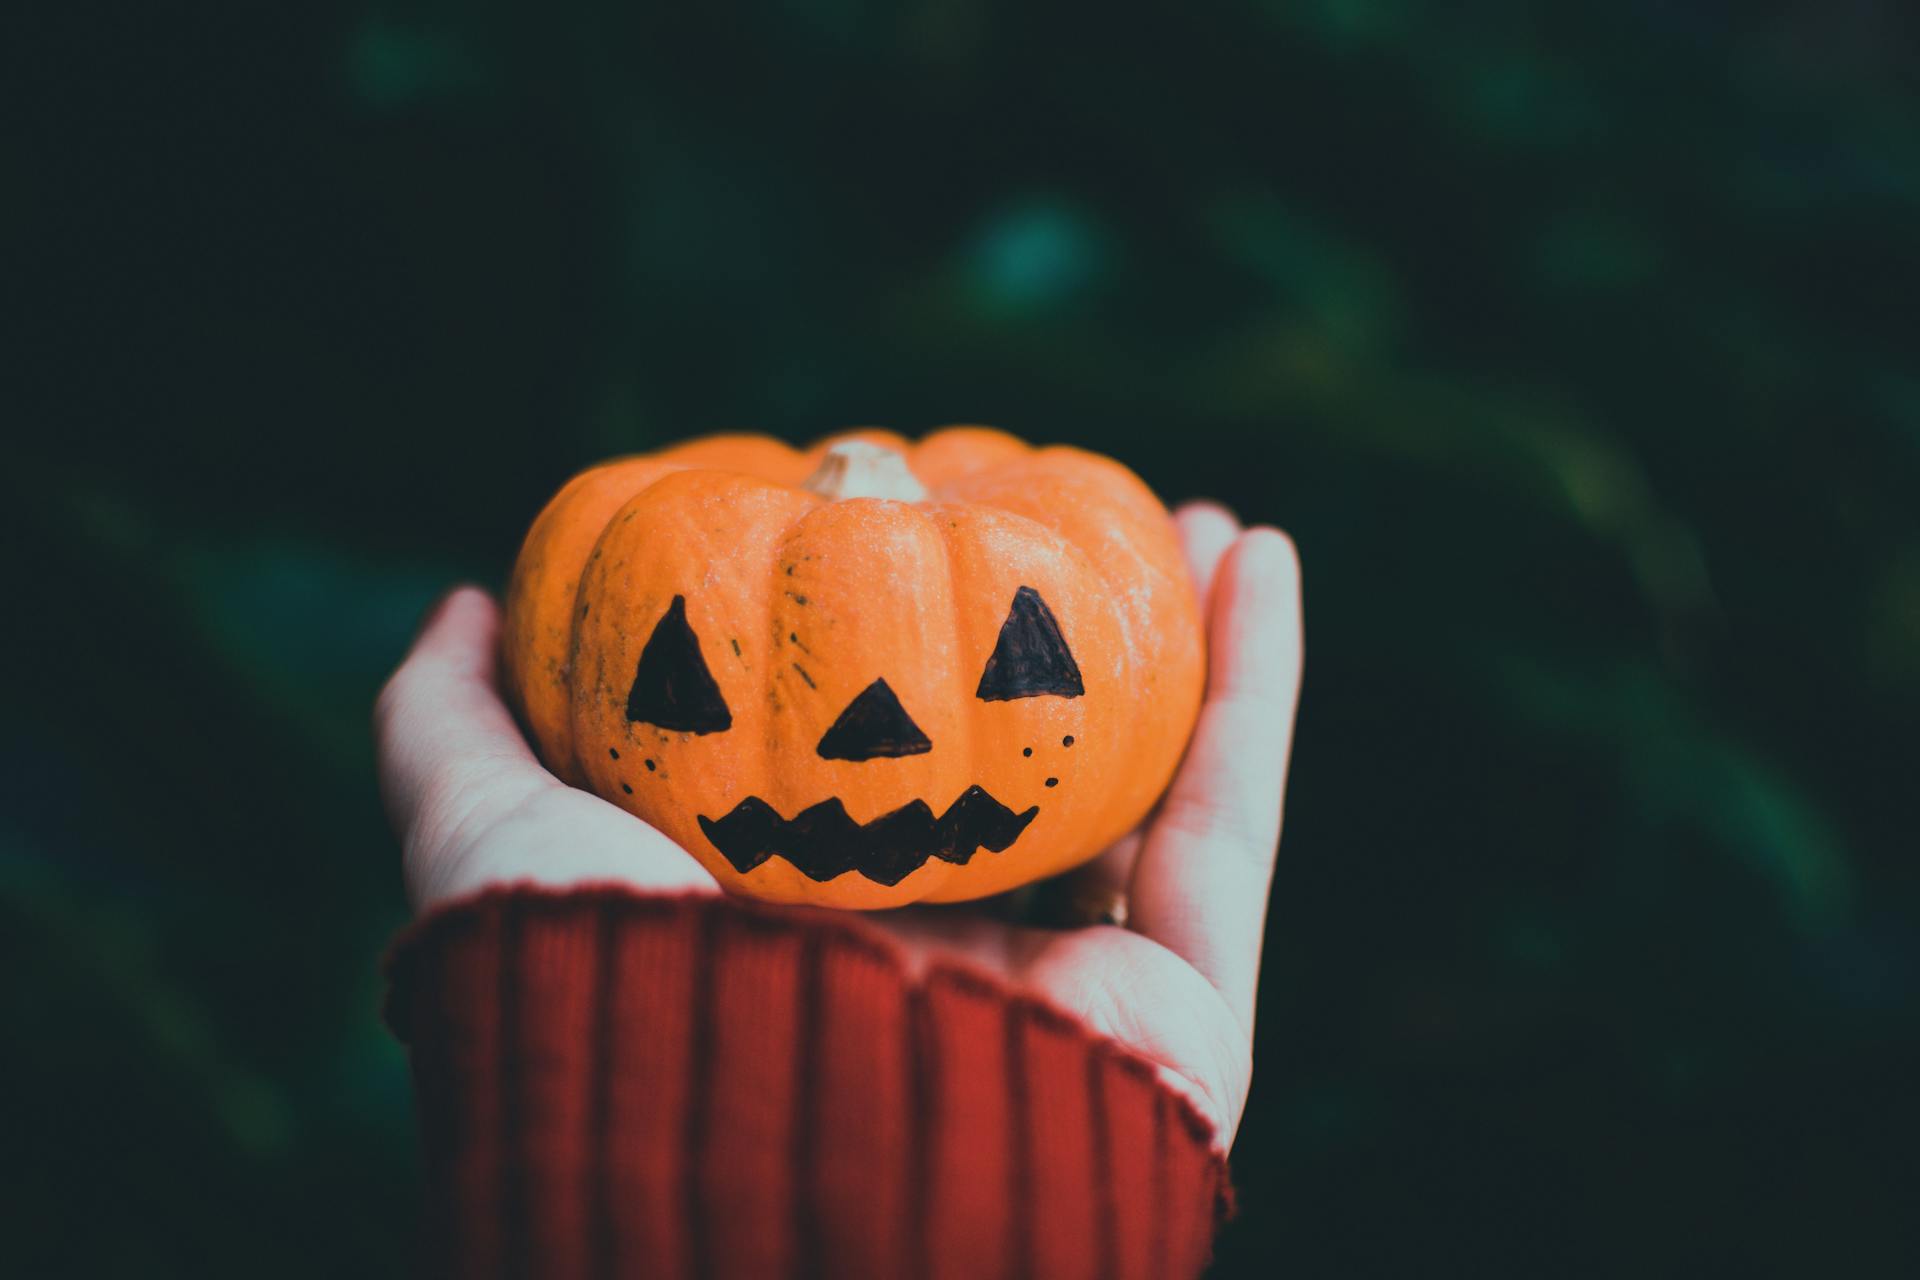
[7,1,1919,1275]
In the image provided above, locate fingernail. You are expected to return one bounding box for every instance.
[1237,529,1302,603]
[1243,526,1297,567]
[1176,498,1240,523]
[413,586,464,642]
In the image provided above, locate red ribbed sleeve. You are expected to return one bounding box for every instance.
[385,886,1232,1279]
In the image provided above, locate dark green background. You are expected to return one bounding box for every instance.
[8,2,1917,1275]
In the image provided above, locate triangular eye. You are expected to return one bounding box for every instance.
[818,678,933,761]
[626,595,733,733]
[976,585,1084,701]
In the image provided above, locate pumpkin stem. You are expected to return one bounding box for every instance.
[802,440,928,502]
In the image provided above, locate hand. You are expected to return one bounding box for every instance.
[376,504,1302,1143]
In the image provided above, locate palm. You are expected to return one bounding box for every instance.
[879,901,1249,1130]
[378,504,1301,1143]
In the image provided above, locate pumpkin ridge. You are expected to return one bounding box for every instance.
[932,453,1198,859]
[918,503,1129,901]
[926,503,977,864]
[559,463,715,784]
[765,493,968,877]
[920,456,1034,504]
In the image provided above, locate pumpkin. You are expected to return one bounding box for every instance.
[502,426,1204,909]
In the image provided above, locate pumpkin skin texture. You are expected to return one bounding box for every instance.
[501,427,1204,909]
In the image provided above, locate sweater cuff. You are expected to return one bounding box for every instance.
[385,884,1232,1280]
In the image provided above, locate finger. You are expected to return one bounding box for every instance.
[1101,500,1240,925]
[1129,528,1303,1034]
[1045,501,1237,926]
[374,587,554,861]
[1174,501,1242,610]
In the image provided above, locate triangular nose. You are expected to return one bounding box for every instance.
[816,678,933,761]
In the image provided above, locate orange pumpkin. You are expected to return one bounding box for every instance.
[502,427,1204,909]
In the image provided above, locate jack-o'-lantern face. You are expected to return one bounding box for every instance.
[502,429,1204,910]
[621,584,1083,890]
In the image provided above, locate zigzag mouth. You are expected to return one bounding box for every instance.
[698,786,1040,887]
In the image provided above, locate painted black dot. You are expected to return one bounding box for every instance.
[620,782,634,795]
[1023,746,1033,757]
[1045,777,1059,788]
[644,759,656,772]
[1063,735,1075,747]
[609,747,620,760]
